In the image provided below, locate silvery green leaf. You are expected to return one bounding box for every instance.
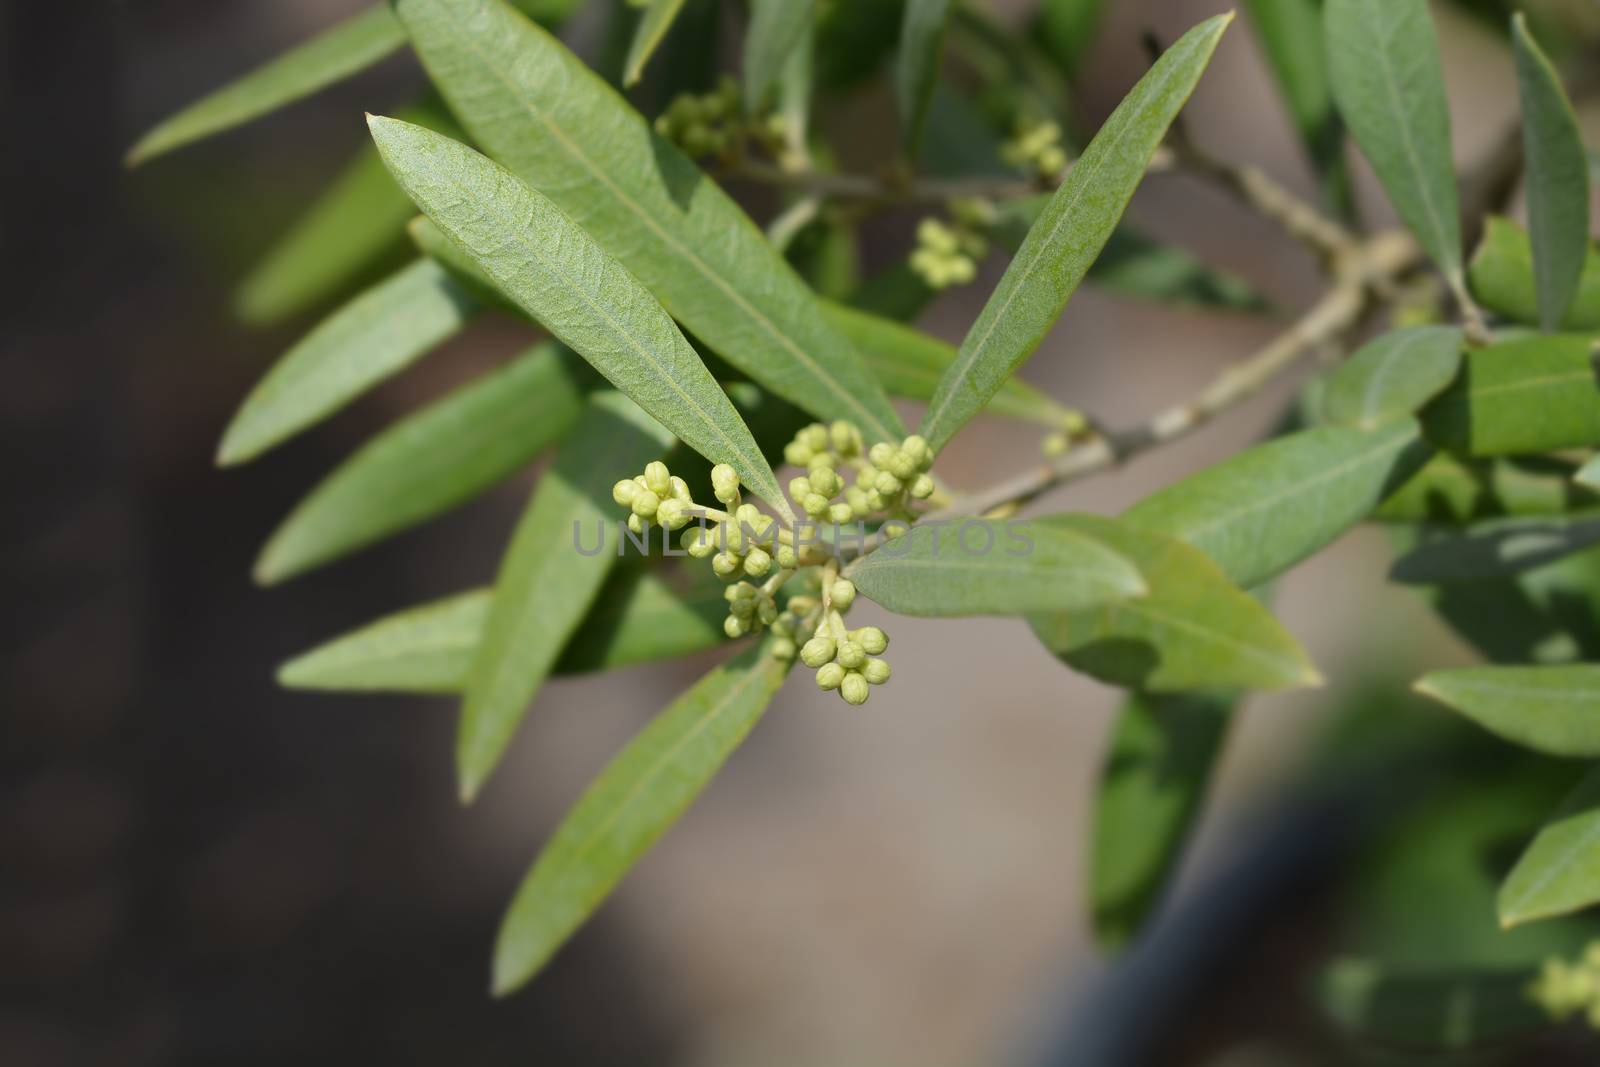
[743,0,815,114]
[1390,513,1600,585]
[1376,454,1599,524]
[1420,335,1600,458]
[623,0,691,88]
[894,0,952,159]
[1417,664,1600,758]
[1322,326,1464,429]
[1469,217,1600,330]
[1499,766,1600,926]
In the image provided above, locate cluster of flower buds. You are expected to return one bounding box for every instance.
[909,217,988,290]
[1040,409,1092,457]
[783,422,936,521]
[612,460,695,535]
[653,76,789,162]
[1001,118,1068,179]
[795,580,891,705]
[1530,943,1600,1029]
[722,580,780,639]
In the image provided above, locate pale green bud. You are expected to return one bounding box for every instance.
[837,641,866,670]
[771,638,797,661]
[802,424,829,451]
[863,658,891,685]
[908,474,935,499]
[947,256,977,285]
[798,543,831,566]
[631,488,660,518]
[887,451,917,480]
[856,464,879,485]
[725,614,750,638]
[744,548,772,578]
[682,526,717,558]
[612,479,639,507]
[669,475,693,503]
[723,526,749,554]
[828,503,855,524]
[712,552,741,578]
[735,503,762,526]
[644,461,671,496]
[916,217,958,255]
[783,441,813,467]
[788,476,813,501]
[803,493,831,518]
[856,626,888,654]
[711,464,741,503]
[787,595,819,616]
[866,489,886,511]
[1037,145,1068,176]
[883,522,908,540]
[830,579,856,609]
[829,420,858,455]
[874,471,903,495]
[775,544,799,569]
[807,451,837,471]
[901,435,931,468]
[725,582,756,603]
[868,442,895,468]
[800,636,836,668]
[1042,433,1069,457]
[845,487,871,514]
[773,614,796,638]
[683,123,713,156]
[730,597,755,619]
[809,467,841,497]
[653,114,675,137]
[628,513,646,535]
[840,671,870,705]
[757,597,778,626]
[816,662,846,691]
[656,498,690,530]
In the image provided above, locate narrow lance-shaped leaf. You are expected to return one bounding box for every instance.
[396,0,903,444]
[743,0,815,115]
[819,301,1075,426]
[234,99,464,325]
[1325,0,1463,287]
[1513,13,1590,333]
[1578,456,1600,492]
[493,637,791,995]
[1499,766,1600,927]
[1034,0,1109,77]
[848,518,1146,617]
[1242,0,1352,217]
[1030,515,1319,693]
[1417,665,1600,758]
[1377,454,1600,525]
[623,0,691,88]
[217,258,480,466]
[894,0,952,159]
[458,393,675,802]
[1322,326,1464,430]
[919,14,1232,453]
[255,343,596,584]
[1469,217,1600,330]
[1124,420,1433,589]
[1420,335,1600,458]
[368,117,790,519]
[1091,690,1232,948]
[276,565,734,694]
[1390,513,1600,585]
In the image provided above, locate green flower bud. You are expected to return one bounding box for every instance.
[883,522,908,540]
[725,582,755,603]
[808,467,840,498]
[656,498,690,530]
[788,476,813,501]
[856,626,888,654]
[669,475,693,503]
[744,548,772,578]
[628,513,647,535]
[837,641,866,669]
[725,614,750,638]
[868,442,895,468]
[816,662,846,691]
[787,595,819,616]
[683,124,713,156]
[644,461,671,496]
[845,487,871,515]
[863,658,891,685]
[653,114,675,137]
[730,597,755,619]
[866,489,887,511]
[723,525,749,554]
[830,579,856,609]
[757,597,779,626]
[807,451,837,471]
[887,451,917,480]
[908,474,935,499]
[800,636,836,668]
[874,471,903,495]
[798,543,831,566]
[829,420,859,455]
[856,464,879,485]
[783,441,813,467]
[712,552,741,578]
[947,256,977,285]
[1042,433,1068,457]
[916,217,958,255]
[828,502,854,524]
[840,671,870,705]
[901,435,930,466]
[773,614,796,638]
[775,544,799,569]
[801,424,829,451]
[711,464,740,503]
[735,503,761,526]
[716,74,740,108]
[803,493,831,518]
[612,479,639,507]
[682,526,716,558]
[1037,145,1068,176]
[631,488,660,518]
[771,638,797,661]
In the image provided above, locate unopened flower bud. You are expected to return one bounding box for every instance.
[669,475,693,503]
[789,476,813,501]
[908,474,935,499]
[901,435,930,468]
[628,513,646,535]
[656,498,689,529]
[828,503,854,524]
[856,627,888,654]
[724,615,750,638]
[830,579,856,609]
[801,424,829,451]
[711,464,740,503]
[631,489,660,518]
[840,671,870,705]
[771,638,797,660]
[887,451,918,480]
[846,487,871,514]
[800,636,836,668]
[803,493,831,517]
[863,658,891,685]
[644,461,671,496]
[809,467,841,497]
[712,552,741,578]
[757,597,779,626]
[784,442,813,467]
[613,479,640,507]
[830,420,858,455]
[816,662,846,691]
[775,544,799,569]
[837,641,866,670]
[869,442,895,468]
[874,471,902,495]
[744,548,772,578]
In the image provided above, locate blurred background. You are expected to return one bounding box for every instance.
[8,0,1600,1063]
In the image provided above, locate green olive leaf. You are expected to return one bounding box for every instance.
[1513,13,1590,333]
[1090,690,1232,948]
[743,0,816,115]
[1499,766,1600,927]
[1390,513,1600,585]
[623,0,691,88]
[493,637,791,994]
[894,0,952,159]
[256,343,597,584]
[1417,664,1600,758]
[396,0,903,443]
[368,116,789,519]
[1124,420,1433,589]
[849,517,1147,617]
[1469,217,1600,330]
[217,258,480,466]
[1376,454,1599,524]
[1419,334,1600,458]
[1325,0,1462,285]
[1322,326,1464,429]
[919,14,1232,453]
[458,393,675,802]
[1030,515,1319,692]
